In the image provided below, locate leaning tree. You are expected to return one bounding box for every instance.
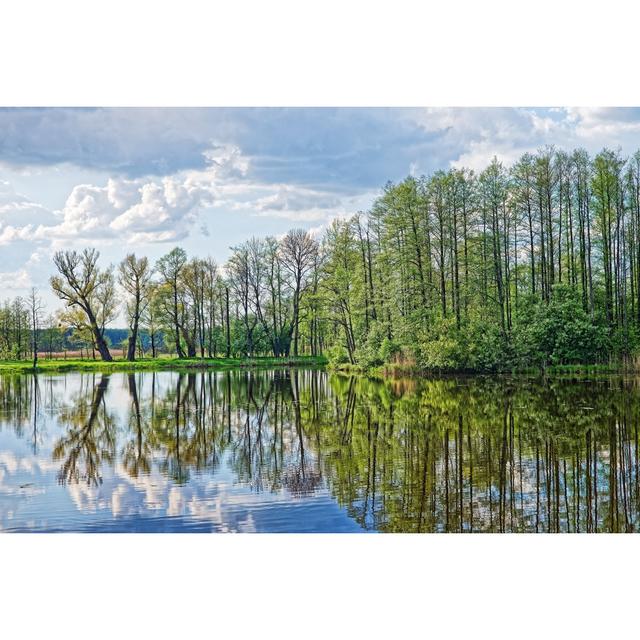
[50,248,116,362]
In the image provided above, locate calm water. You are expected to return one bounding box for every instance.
[0,368,639,532]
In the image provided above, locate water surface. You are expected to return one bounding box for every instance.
[0,369,638,532]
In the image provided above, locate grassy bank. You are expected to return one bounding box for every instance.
[0,355,328,374]
[1,355,629,377]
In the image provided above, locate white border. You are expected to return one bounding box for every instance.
[1,533,637,639]
[1,1,640,638]
[0,0,638,106]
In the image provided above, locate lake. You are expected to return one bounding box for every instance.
[0,368,638,532]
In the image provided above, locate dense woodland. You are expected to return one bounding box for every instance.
[2,145,640,371]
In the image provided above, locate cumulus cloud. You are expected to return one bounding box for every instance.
[24,143,249,245]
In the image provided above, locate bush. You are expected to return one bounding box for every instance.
[379,336,401,363]
[464,315,509,372]
[512,285,609,367]
[416,317,467,370]
[355,324,387,368]
[326,344,351,365]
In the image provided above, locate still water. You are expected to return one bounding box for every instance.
[0,368,638,532]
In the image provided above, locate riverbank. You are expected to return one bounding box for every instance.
[0,355,328,374]
[0,355,630,377]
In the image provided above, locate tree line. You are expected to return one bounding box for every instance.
[1,144,639,370]
[321,145,640,370]
[44,228,322,362]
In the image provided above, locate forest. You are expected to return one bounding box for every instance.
[1,145,640,372]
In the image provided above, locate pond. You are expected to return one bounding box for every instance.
[0,368,638,532]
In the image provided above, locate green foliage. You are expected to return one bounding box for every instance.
[355,322,389,368]
[512,285,609,367]
[379,336,401,363]
[326,344,351,365]
[417,318,466,370]
[464,315,509,372]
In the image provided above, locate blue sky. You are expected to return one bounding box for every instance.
[2,107,640,313]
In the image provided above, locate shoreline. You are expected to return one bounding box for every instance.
[0,355,328,374]
[0,356,634,378]
[329,362,640,378]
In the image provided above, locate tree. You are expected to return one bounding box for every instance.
[50,249,115,361]
[279,229,318,356]
[142,283,162,358]
[119,253,152,361]
[155,248,188,358]
[28,287,44,367]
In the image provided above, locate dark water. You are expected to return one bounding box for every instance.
[0,368,639,532]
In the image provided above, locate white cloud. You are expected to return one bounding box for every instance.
[415,108,559,171]
[415,107,640,173]
[0,268,31,290]
[250,184,343,221]
[201,144,249,180]
[0,224,36,246]
[25,143,249,245]
[564,107,640,141]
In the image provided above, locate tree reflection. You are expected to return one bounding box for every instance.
[121,373,153,478]
[3,369,640,532]
[303,374,640,532]
[52,374,115,486]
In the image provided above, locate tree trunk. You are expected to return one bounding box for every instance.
[86,307,112,362]
[126,322,138,361]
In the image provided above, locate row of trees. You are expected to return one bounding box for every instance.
[3,144,639,370]
[46,228,322,362]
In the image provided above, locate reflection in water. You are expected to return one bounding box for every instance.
[0,369,639,532]
[53,374,115,486]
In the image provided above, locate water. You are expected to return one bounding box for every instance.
[0,368,639,532]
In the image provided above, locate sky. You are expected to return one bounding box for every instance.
[2,106,640,316]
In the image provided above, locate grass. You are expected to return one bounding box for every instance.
[0,355,328,374]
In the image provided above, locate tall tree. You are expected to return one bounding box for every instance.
[119,253,152,361]
[156,248,188,358]
[279,229,318,356]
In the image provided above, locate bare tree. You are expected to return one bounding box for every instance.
[280,229,318,356]
[119,253,152,361]
[227,244,258,356]
[28,287,45,368]
[50,248,115,361]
